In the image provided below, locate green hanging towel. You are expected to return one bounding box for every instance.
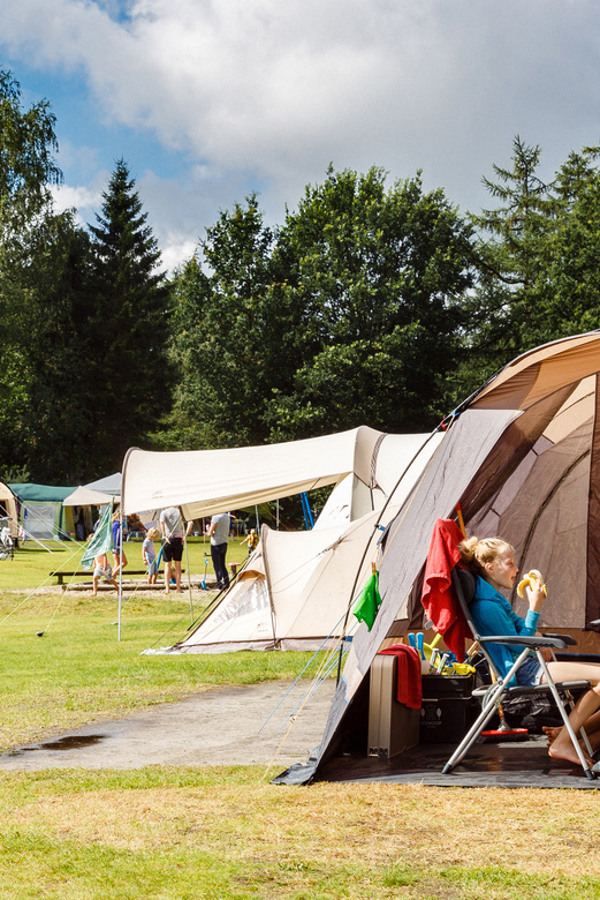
[353,569,382,631]
[81,503,114,570]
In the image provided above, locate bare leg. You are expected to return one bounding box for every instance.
[113,550,127,580]
[544,709,600,752]
[164,560,172,593]
[174,560,182,592]
[543,726,560,746]
[544,661,600,767]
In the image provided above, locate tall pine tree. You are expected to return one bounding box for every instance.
[0,69,65,478]
[88,159,170,471]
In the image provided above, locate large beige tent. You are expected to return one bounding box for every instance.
[172,518,382,652]
[121,428,443,652]
[275,330,600,784]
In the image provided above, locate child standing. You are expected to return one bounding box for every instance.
[241,528,259,555]
[142,527,160,584]
[92,553,118,595]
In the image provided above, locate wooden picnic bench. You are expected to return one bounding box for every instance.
[50,568,184,586]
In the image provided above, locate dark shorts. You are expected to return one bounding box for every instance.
[163,536,183,562]
[515,655,543,686]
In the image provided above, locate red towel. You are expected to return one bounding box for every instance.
[379,644,422,709]
[421,518,472,662]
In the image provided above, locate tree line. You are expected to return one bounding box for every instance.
[1,68,599,484]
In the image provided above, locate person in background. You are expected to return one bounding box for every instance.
[142,526,160,585]
[159,506,193,593]
[206,512,231,590]
[111,509,127,580]
[126,513,147,539]
[241,527,259,555]
[92,553,118,595]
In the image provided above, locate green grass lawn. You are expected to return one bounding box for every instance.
[0,534,250,592]
[1,766,600,899]
[1,541,600,898]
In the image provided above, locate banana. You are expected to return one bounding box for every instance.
[517,569,547,599]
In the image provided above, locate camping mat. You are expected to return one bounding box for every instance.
[316,737,600,789]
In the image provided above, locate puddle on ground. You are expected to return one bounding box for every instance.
[5,734,105,756]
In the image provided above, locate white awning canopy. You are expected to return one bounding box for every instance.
[62,486,116,507]
[121,426,438,518]
[63,473,121,507]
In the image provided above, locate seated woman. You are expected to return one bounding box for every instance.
[459,535,600,770]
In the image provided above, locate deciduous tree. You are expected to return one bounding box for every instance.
[266,166,475,437]
[167,197,275,448]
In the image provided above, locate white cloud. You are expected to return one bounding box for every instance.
[3,0,600,270]
[51,183,103,215]
[159,237,197,274]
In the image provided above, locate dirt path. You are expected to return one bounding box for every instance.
[0,679,335,772]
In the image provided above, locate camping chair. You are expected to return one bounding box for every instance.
[442,567,596,780]
[0,517,14,560]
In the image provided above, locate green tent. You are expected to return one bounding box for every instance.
[9,483,76,540]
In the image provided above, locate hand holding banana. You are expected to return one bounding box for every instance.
[517,569,547,604]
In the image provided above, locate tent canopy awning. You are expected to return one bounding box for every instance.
[62,473,121,507]
[121,426,429,518]
[62,486,116,507]
[83,473,121,494]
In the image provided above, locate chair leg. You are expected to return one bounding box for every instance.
[442,683,504,774]
[443,652,531,775]
[537,655,595,780]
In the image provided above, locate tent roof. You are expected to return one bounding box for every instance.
[84,473,121,494]
[471,330,600,411]
[9,483,76,502]
[121,426,430,517]
[166,429,441,654]
[62,486,116,507]
[62,474,121,507]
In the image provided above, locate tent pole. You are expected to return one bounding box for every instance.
[184,531,194,625]
[117,505,123,641]
[335,426,446,683]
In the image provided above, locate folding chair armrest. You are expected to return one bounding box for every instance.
[541,632,577,646]
[504,679,590,696]
[481,634,568,650]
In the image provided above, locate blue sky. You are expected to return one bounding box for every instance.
[1,0,599,272]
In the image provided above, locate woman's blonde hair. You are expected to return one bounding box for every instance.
[458,535,514,575]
